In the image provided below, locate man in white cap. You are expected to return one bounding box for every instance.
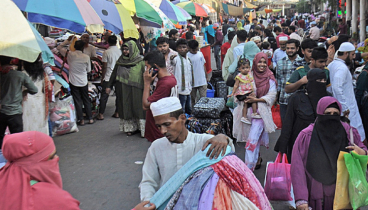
[308,21,320,41]
[139,97,235,202]
[328,42,366,141]
[271,36,288,70]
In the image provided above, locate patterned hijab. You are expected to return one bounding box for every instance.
[251,52,276,97]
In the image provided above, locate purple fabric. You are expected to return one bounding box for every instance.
[316,96,342,115]
[291,122,367,210]
[197,173,219,210]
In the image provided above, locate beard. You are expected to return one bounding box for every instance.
[345,56,352,66]
[287,51,298,58]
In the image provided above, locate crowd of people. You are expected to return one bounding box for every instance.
[1,11,368,210]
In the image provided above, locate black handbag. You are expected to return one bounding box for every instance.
[193,97,225,119]
[226,69,239,87]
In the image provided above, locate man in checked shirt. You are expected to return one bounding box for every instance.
[276,39,306,123]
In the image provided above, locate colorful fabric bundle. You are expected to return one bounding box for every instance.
[49,95,79,136]
[150,147,271,210]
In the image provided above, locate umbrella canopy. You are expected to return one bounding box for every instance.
[177,2,208,17]
[222,3,253,16]
[151,0,190,25]
[243,1,257,8]
[177,6,192,20]
[13,0,104,33]
[171,0,189,4]
[200,4,216,13]
[124,0,163,27]
[0,0,54,64]
[88,0,138,39]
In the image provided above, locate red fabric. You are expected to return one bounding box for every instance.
[272,105,282,129]
[200,45,212,73]
[211,161,262,209]
[145,75,177,142]
[0,131,80,210]
[251,52,277,98]
[298,19,305,29]
[276,33,290,48]
[181,32,196,40]
[221,42,231,64]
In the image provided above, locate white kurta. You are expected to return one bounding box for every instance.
[328,58,366,141]
[139,132,235,201]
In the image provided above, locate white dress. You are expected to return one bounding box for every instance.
[22,73,49,135]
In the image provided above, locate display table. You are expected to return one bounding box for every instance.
[200,45,212,73]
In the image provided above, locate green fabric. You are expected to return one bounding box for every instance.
[30,180,38,186]
[110,40,145,89]
[237,22,244,30]
[0,70,38,115]
[287,65,330,89]
[115,82,145,120]
[179,55,194,91]
[243,41,260,68]
[344,152,368,209]
[134,0,163,26]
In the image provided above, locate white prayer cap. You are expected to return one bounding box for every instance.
[279,36,289,41]
[150,97,182,117]
[337,42,355,52]
[251,36,261,41]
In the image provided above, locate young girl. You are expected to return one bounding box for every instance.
[228,58,261,124]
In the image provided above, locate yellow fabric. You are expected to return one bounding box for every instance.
[69,36,77,51]
[333,151,352,209]
[117,4,139,39]
[123,0,137,16]
[243,1,257,8]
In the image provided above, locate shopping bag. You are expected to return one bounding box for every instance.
[344,152,368,210]
[264,162,296,208]
[272,104,282,129]
[264,153,292,201]
[333,151,352,210]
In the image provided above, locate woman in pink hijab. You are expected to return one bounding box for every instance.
[0,131,80,210]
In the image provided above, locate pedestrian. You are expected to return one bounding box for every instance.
[171,39,193,114]
[244,19,251,33]
[271,36,288,70]
[233,52,277,170]
[0,131,81,209]
[276,39,304,123]
[222,35,239,81]
[78,34,98,60]
[221,30,235,64]
[291,96,367,210]
[263,29,277,51]
[259,19,265,31]
[337,19,348,35]
[356,63,368,139]
[185,31,194,40]
[205,20,215,45]
[58,40,94,126]
[261,42,273,67]
[222,19,230,36]
[285,16,292,26]
[328,42,366,141]
[213,23,223,70]
[300,38,318,64]
[98,35,122,121]
[0,56,38,149]
[228,41,260,75]
[275,26,290,48]
[92,31,111,49]
[142,51,177,142]
[298,16,305,29]
[233,30,248,61]
[250,36,262,49]
[156,37,177,75]
[308,21,320,41]
[250,18,258,31]
[188,40,207,108]
[139,97,235,202]
[168,29,179,51]
[22,55,52,135]
[228,58,261,124]
[223,27,234,44]
[285,47,330,93]
[289,25,302,43]
[275,68,329,161]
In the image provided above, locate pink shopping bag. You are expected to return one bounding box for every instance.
[264,153,292,201]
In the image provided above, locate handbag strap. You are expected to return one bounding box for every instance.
[349,128,354,145]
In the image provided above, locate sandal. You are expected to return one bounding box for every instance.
[78,120,85,126]
[88,119,95,124]
[255,158,263,170]
[111,113,119,118]
[96,114,104,120]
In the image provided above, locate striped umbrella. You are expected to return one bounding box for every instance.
[124,0,164,27]
[13,0,104,33]
[88,0,138,39]
[200,4,216,14]
[177,1,208,17]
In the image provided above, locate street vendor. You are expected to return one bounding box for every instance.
[139,97,235,203]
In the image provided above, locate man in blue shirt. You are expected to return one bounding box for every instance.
[205,20,215,45]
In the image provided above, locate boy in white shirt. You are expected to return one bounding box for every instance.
[187,40,207,108]
[171,39,194,114]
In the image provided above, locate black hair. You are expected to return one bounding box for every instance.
[170,109,184,119]
[169,29,178,38]
[289,25,296,32]
[339,19,343,22]
[176,38,188,49]
[228,31,236,41]
[260,20,263,24]
[337,51,346,56]
[185,31,194,40]
[261,42,270,50]
[23,55,44,81]
[246,19,250,24]
[224,19,228,24]
[0,56,12,65]
[301,38,318,50]
[252,18,257,21]
[236,30,248,42]
[254,26,261,31]
[156,37,169,46]
[281,23,287,27]
[286,39,300,48]
[311,47,328,60]
[272,19,276,24]
[274,26,282,32]
[74,40,84,51]
[264,29,274,38]
[334,34,351,50]
[209,20,213,25]
[237,57,250,68]
[107,35,117,45]
[188,39,199,49]
[143,50,166,68]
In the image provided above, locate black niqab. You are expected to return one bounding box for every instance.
[306,68,327,113]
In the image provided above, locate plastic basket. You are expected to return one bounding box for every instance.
[206,82,215,98]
